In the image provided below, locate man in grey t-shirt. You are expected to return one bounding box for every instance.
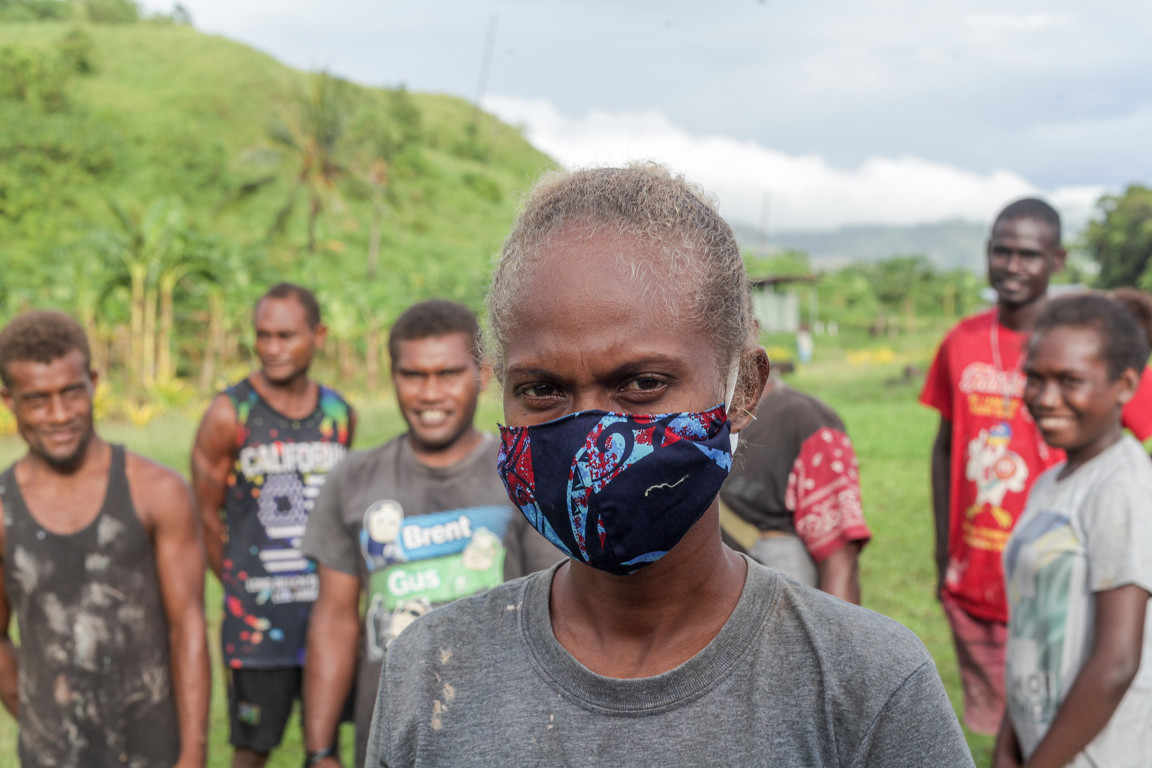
[300,300,555,768]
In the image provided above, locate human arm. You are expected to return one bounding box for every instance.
[304,565,361,768]
[817,542,862,604]
[0,516,18,718]
[930,417,952,598]
[991,712,1022,768]
[190,395,236,580]
[1020,584,1148,767]
[137,462,210,768]
[786,425,870,603]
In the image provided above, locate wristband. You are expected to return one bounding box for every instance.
[304,745,337,767]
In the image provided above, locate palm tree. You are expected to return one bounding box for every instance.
[254,71,354,252]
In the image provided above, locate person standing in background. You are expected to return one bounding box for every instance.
[301,299,538,768]
[921,199,1152,735]
[0,310,209,768]
[192,283,354,768]
[995,294,1152,766]
[720,375,870,603]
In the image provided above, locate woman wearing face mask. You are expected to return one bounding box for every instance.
[365,164,972,767]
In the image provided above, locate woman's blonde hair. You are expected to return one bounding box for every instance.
[486,163,756,386]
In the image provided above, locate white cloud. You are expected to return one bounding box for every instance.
[965,13,1073,31]
[486,96,1106,231]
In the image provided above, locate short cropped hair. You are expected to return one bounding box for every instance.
[0,310,92,387]
[1032,293,1149,380]
[257,283,322,328]
[1109,287,1152,347]
[994,198,1062,244]
[388,300,481,366]
[487,163,754,380]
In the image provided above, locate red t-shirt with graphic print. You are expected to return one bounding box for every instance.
[921,308,1152,623]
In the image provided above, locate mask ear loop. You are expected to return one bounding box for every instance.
[723,361,741,454]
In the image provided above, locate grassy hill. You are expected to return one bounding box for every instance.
[0,19,555,394]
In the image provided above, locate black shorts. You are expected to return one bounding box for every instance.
[227,666,303,754]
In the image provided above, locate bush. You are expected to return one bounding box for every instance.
[58,27,96,73]
[86,0,139,23]
[0,44,70,111]
[0,0,72,22]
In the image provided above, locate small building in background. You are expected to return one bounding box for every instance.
[748,274,821,333]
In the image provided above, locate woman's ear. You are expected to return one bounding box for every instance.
[1118,366,1141,406]
[729,346,770,434]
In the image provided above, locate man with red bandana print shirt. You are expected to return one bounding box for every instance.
[921,197,1152,736]
[720,377,870,604]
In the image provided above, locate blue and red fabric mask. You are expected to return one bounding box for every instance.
[497,405,733,575]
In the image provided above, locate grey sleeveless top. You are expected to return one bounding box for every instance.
[1,445,180,768]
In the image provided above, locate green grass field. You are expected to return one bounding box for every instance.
[0,332,996,766]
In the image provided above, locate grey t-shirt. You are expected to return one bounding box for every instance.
[1004,435,1152,766]
[301,433,515,765]
[367,557,974,767]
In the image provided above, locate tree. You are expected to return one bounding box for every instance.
[1083,185,1152,289]
[348,85,424,279]
[104,198,197,385]
[244,71,354,252]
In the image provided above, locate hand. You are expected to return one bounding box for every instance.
[991,750,1022,768]
[309,757,342,768]
[991,714,1022,768]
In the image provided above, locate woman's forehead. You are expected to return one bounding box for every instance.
[504,236,710,357]
[515,235,683,319]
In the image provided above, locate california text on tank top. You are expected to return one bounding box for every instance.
[221,378,351,668]
[0,444,179,768]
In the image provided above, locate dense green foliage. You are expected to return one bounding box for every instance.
[745,250,985,338]
[1084,185,1152,290]
[0,18,553,406]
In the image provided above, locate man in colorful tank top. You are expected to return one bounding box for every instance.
[0,310,210,768]
[301,299,557,768]
[192,283,355,768]
[920,199,1152,735]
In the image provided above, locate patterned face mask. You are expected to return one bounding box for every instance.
[497,405,733,575]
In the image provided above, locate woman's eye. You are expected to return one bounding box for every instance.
[521,383,559,399]
[623,376,665,393]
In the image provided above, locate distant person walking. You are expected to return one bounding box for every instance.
[995,294,1152,766]
[920,199,1152,734]
[0,310,209,768]
[192,283,354,768]
[796,323,814,364]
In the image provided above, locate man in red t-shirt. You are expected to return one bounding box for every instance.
[921,198,1152,734]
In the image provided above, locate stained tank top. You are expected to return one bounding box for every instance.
[222,378,351,667]
[1,444,180,768]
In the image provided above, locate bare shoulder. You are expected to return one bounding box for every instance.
[124,452,194,529]
[196,392,238,438]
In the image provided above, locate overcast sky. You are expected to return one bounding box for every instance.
[140,0,1152,231]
